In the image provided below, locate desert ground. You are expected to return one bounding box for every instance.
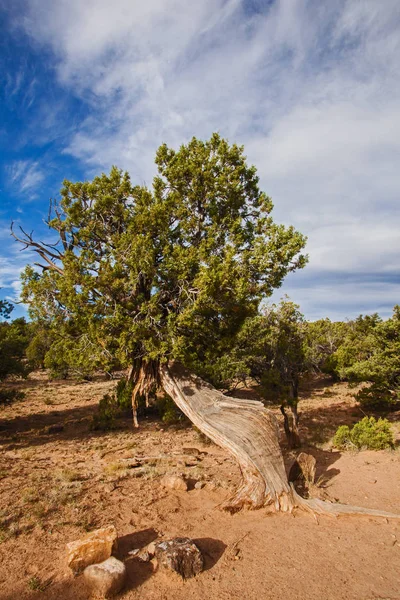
[0,373,399,600]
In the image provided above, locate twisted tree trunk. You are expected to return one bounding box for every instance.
[161,362,294,512]
[160,362,400,519]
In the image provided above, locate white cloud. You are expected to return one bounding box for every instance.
[8,159,45,195]
[272,276,400,322]
[0,255,26,301]
[11,0,400,319]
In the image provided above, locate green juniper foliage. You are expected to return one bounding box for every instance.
[333,416,394,450]
[0,317,32,381]
[303,318,349,377]
[310,307,400,410]
[16,134,307,388]
[341,308,400,410]
[244,299,307,404]
[209,299,308,400]
[91,393,119,431]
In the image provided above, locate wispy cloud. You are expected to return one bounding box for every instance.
[6,0,400,319]
[0,252,28,300]
[8,159,45,195]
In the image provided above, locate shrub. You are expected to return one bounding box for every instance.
[157,394,185,424]
[91,393,119,431]
[27,576,47,592]
[333,416,394,450]
[355,383,399,411]
[0,318,32,380]
[333,425,352,449]
[116,377,134,411]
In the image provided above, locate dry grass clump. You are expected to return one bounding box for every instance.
[56,468,84,483]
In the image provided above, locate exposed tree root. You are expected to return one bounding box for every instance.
[293,489,400,519]
[160,362,400,520]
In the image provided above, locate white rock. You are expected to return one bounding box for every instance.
[84,556,126,598]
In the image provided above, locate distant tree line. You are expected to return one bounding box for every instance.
[2,297,399,417]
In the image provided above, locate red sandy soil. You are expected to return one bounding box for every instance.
[0,373,399,600]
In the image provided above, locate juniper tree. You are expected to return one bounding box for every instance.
[10,134,347,513]
[15,134,307,424]
[13,135,400,516]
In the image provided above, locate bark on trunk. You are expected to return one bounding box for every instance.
[128,360,160,429]
[160,362,400,519]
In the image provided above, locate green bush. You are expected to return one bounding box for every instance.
[0,317,32,380]
[333,416,394,450]
[91,393,119,431]
[157,394,185,424]
[355,384,399,411]
[115,378,134,410]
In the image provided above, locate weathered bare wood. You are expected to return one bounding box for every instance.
[160,362,400,519]
[161,362,296,512]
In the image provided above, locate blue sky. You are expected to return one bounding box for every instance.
[1,0,399,321]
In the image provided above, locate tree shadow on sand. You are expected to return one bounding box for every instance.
[0,403,149,450]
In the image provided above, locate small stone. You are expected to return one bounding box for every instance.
[129,540,157,562]
[66,525,118,574]
[194,481,205,489]
[145,541,156,556]
[154,537,203,579]
[161,475,188,492]
[84,557,126,598]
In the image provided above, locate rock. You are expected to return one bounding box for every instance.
[161,475,188,492]
[83,556,126,598]
[137,550,151,562]
[194,481,205,489]
[135,542,156,562]
[289,452,316,485]
[145,541,156,556]
[66,525,118,574]
[154,537,203,579]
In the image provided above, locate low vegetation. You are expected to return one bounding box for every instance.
[333,417,394,450]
